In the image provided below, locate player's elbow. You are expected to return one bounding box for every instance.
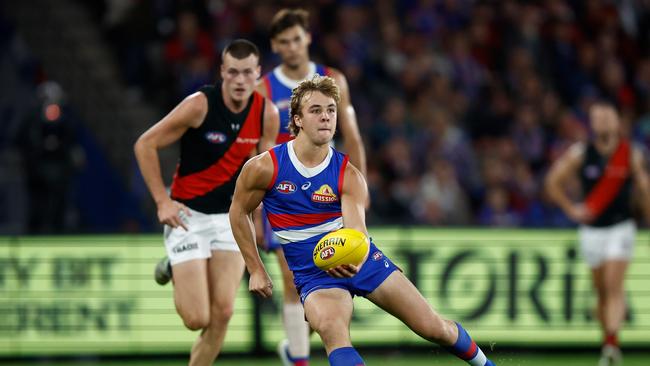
[134,134,151,157]
[228,202,247,226]
[228,204,240,223]
[133,136,143,155]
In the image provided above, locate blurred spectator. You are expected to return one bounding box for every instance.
[163,10,214,103]
[370,96,413,147]
[41,0,650,228]
[104,0,157,99]
[478,185,520,227]
[14,81,84,233]
[511,103,546,169]
[414,158,471,225]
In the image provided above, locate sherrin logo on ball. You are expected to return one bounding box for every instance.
[313,228,370,271]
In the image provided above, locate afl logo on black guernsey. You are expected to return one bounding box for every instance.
[205,131,227,144]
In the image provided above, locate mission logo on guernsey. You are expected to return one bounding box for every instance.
[311,184,338,203]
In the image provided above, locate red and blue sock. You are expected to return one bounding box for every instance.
[445,322,496,366]
[328,347,365,366]
[604,332,618,348]
[283,346,309,366]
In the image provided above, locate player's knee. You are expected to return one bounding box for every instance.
[310,314,345,336]
[210,303,235,324]
[182,312,210,331]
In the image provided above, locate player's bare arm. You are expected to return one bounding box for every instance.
[545,142,593,223]
[258,99,280,152]
[229,152,275,298]
[329,68,367,177]
[134,92,208,230]
[631,146,650,225]
[327,162,369,279]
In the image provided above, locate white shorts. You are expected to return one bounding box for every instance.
[164,208,240,266]
[579,219,636,268]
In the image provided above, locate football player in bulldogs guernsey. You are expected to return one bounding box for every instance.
[256,9,367,366]
[135,39,278,366]
[230,75,496,366]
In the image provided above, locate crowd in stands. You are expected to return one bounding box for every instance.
[83,0,650,227]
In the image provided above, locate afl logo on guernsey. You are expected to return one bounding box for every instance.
[276,181,297,194]
[311,184,338,203]
[205,131,227,144]
[584,165,600,179]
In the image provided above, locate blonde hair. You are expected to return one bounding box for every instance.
[288,75,340,136]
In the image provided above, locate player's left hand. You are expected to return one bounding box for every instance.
[249,270,273,298]
[326,264,359,278]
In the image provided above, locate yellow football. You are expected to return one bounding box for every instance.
[313,228,370,271]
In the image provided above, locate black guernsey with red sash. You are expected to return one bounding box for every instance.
[170,84,265,214]
[580,140,632,227]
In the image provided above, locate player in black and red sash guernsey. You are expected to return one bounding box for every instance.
[134,39,279,365]
[546,101,650,366]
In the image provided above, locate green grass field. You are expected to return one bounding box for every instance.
[12,352,650,366]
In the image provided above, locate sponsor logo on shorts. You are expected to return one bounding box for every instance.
[276,181,296,194]
[205,131,227,144]
[372,251,384,261]
[320,246,336,260]
[311,184,338,203]
[172,242,198,254]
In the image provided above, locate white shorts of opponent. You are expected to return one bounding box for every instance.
[579,219,636,268]
[164,208,240,266]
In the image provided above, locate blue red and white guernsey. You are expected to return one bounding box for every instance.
[263,141,400,301]
[262,140,348,274]
[261,62,331,143]
[170,84,265,214]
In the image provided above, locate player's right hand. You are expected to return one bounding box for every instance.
[326,264,359,278]
[249,270,273,298]
[157,199,191,231]
[567,203,593,224]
